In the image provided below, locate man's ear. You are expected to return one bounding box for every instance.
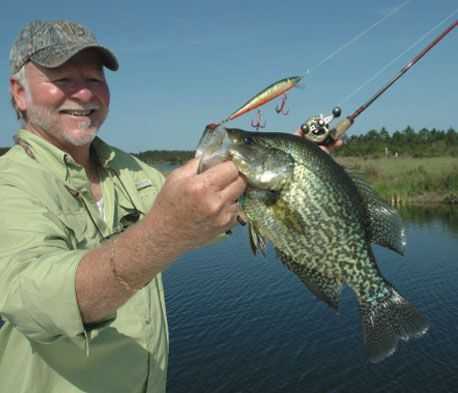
[10,77,28,112]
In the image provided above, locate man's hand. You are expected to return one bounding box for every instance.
[294,128,343,154]
[146,158,247,256]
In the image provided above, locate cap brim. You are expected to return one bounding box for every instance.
[30,43,119,71]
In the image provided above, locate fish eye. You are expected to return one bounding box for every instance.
[244,136,254,145]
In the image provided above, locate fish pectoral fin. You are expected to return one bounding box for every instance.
[346,170,406,255]
[277,251,341,310]
[244,189,280,206]
[248,223,267,256]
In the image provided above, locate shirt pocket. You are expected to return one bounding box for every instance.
[135,179,159,212]
[59,209,92,249]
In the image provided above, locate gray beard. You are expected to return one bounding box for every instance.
[26,104,98,147]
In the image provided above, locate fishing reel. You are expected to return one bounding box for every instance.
[300,106,343,145]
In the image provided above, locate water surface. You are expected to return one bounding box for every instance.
[165,206,458,393]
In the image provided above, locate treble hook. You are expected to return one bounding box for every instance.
[250,109,266,131]
[274,94,289,115]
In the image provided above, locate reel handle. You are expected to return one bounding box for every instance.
[331,117,353,142]
[300,106,353,145]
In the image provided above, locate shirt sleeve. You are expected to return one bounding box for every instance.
[0,183,109,353]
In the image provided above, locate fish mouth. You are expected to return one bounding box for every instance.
[195,124,224,157]
[195,124,231,173]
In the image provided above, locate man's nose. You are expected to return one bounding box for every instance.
[71,82,95,102]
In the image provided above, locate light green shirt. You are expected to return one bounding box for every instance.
[0,130,169,393]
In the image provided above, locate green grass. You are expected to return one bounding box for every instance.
[154,155,458,205]
[336,157,458,205]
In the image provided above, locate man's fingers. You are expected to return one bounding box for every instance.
[322,139,344,153]
[334,139,344,148]
[199,161,240,190]
[294,127,304,137]
[220,175,247,204]
[237,212,248,226]
[225,202,244,228]
[180,157,200,174]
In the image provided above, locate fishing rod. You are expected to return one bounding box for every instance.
[300,19,458,146]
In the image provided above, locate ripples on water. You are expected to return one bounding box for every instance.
[164,206,458,393]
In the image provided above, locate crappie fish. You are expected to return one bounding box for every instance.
[196,125,429,363]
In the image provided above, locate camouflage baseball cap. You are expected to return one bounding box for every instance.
[9,20,119,74]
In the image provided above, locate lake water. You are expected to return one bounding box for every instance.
[164,206,458,393]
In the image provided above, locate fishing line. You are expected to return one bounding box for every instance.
[337,7,458,107]
[305,0,411,76]
[218,2,411,125]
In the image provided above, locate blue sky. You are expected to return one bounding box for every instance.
[0,0,456,152]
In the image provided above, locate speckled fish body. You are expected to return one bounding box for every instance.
[196,125,429,363]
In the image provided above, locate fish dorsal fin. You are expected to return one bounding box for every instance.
[346,170,406,255]
[277,250,341,310]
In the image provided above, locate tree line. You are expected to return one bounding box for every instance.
[335,126,458,158]
[0,127,457,160]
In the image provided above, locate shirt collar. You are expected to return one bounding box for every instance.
[14,129,118,185]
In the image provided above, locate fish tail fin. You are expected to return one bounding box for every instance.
[360,286,429,363]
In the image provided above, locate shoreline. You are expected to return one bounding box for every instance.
[147,155,458,206]
[335,156,458,206]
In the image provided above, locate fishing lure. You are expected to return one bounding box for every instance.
[274,94,289,115]
[222,76,302,124]
[250,109,266,131]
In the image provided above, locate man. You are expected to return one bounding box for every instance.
[0,20,246,393]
